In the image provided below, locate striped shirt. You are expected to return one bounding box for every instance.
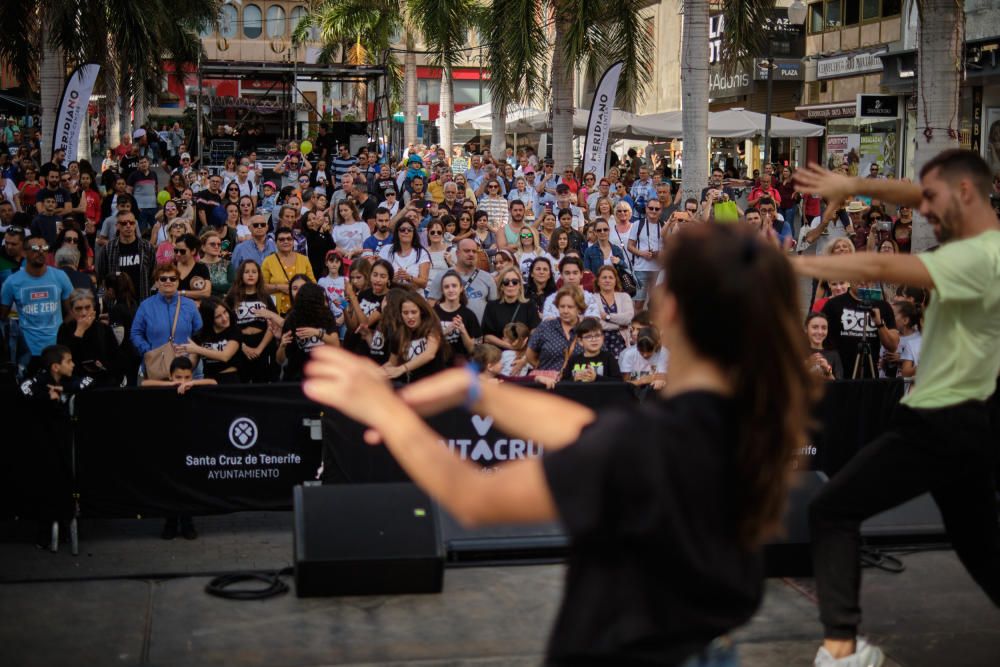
[330,155,358,188]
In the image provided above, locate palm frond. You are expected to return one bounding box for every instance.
[485,0,547,109]
[718,0,777,74]
[591,0,654,110]
[0,3,38,88]
[406,0,479,69]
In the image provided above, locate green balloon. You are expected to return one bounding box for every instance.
[157,190,170,206]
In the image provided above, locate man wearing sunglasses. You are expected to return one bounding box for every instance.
[96,212,155,298]
[1,233,74,376]
[231,215,276,269]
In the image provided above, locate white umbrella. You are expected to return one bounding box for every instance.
[627,108,824,139]
[507,108,644,138]
[467,105,546,132]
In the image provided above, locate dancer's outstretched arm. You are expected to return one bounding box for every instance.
[304,348,567,526]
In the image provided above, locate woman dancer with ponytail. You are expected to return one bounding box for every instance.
[303,224,818,666]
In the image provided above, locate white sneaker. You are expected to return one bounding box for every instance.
[814,637,885,667]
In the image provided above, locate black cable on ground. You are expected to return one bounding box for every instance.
[205,567,294,600]
[860,546,906,574]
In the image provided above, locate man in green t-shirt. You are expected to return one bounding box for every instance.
[794,149,1000,667]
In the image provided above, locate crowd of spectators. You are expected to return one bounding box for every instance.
[3,124,965,419]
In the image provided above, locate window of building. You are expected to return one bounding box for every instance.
[219,4,238,39]
[825,0,842,29]
[243,5,262,39]
[418,78,442,105]
[289,6,307,35]
[809,3,825,34]
[844,0,860,26]
[882,0,901,17]
[454,79,487,105]
[267,5,287,39]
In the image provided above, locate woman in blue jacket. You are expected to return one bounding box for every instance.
[583,219,628,275]
[130,263,203,377]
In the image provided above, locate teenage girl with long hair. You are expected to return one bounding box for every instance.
[226,260,277,383]
[381,288,448,383]
[304,225,819,665]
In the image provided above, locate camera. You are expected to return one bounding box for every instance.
[877,220,892,233]
[856,286,883,309]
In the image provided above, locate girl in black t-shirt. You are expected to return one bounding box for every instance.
[433,271,481,364]
[302,225,820,665]
[226,260,277,383]
[276,283,339,381]
[382,288,447,383]
[344,258,392,357]
[183,297,242,383]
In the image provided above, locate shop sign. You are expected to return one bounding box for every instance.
[709,65,754,99]
[856,94,899,119]
[754,59,804,81]
[817,50,887,79]
[972,87,983,156]
[796,104,856,120]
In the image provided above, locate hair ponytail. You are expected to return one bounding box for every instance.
[661,226,822,549]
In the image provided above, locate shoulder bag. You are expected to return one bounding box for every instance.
[143,297,182,380]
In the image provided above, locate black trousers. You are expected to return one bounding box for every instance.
[810,401,1000,639]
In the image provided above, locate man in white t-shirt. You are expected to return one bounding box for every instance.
[542,256,601,319]
[626,200,663,309]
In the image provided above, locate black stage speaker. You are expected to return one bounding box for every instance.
[293,483,445,597]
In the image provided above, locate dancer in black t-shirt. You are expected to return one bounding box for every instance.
[303,225,819,665]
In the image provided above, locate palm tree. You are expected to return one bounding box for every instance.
[293,0,417,148]
[680,0,778,201]
[484,0,546,157]
[485,1,652,171]
[408,0,482,156]
[911,0,963,252]
[0,1,217,160]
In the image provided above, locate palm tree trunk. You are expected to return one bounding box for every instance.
[550,14,575,170]
[39,21,65,162]
[439,66,454,154]
[78,107,92,162]
[104,37,122,150]
[404,36,418,149]
[681,0,709,202]
[490,103,507,156]
[105,91,121,149]
[912,0,963,252]
[134,94,147,129]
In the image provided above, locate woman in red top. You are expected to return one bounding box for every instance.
[74,171,102,233]
[18,166,41,210]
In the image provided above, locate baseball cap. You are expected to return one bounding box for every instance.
[263,180,277,190]
[180,152,191,160]
[523,166,535,174]
[555,183,570,194]
[132,128,146,140]
[543,157,554,165]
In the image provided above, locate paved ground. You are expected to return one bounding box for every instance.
[2,512,1000,666]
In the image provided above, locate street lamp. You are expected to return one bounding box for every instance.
[763,0,807,169]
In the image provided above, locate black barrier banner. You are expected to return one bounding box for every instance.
[75,385,324,516]
[24,378,904,517]
[320,380,904,484]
